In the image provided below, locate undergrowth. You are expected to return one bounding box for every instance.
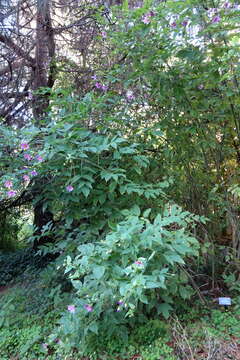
[0,254,239,360]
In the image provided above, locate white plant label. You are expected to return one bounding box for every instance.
[218,297,231,306]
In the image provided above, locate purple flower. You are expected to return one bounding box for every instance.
[36,155,43,162]
[147,11,155,17]
[223,2,231,8]
[30,170,38,176]
[7,190,16,198]
[142,15,151,24]
[101,31,107,38]
[142,11,155,24]
[116,300,125,312]
[84,304,93,312]
[198,84,204,90]
[95,82,108,91]
[67,305,76,313]
[212,15,221,23]
[66,185,74,192]
[21,142,29,150]
[233,4,240,10]
[4,180,13,189]
[91,74,97,81]
[126,90,134,101]
[134,260,144,267]
[101,84,108,92]
[24,153,32,161]
[181,20,188,27]
[23,175,30,182]
[208,8,217,16]
[170,21,177,28]
[95,82,102,89]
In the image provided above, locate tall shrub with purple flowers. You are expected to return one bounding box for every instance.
[0,0,239,356]
[0,87,203,353]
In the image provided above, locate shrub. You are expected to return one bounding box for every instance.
[52,205,201,353]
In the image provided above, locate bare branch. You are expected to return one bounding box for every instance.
[0,33,35,66]
[0,59,25,77]
[53,16,96,34]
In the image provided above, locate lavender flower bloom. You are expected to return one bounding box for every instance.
[66,185,74,192]
[23,175,30,182]
[67,305,76,313]
[4,180,13,189]
[24,153,32,161]
[181,20,188,27]
[117,300,124,306]
[208,8,217,16]
[212,15,221,23]
[134,260,144,267]
[170,21,177,28]
[42,343,48,350]
[198,84,204,90]
[148,11,155,17]
[31,170,38,176]
[142,14,151,24]
[21,142,29,150]
[126,90,134,101]
[95,82,102,89]
[116,300,126,312]
[36,155,43,162]
[84,304,93,312]
[223,2,231,8]
[95,82,108,91]
[101,84,108,92]
[7,190,16,198]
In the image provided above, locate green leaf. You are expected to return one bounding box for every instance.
[145,281,162,289]
[157,303,173,319]
[179,286,191,300]
[139,294,149,304]
[143,208,151,217]
[131,205,141,216]
[109,181,117,193]
[100,169,126,182]
[81,186,91,197]
[89,321,99,334]
[164,253,185,265]
[93,266,105,279]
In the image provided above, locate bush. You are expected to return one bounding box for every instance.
[52,205,201,353]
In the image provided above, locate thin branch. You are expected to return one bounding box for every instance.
[53,16,96,34]
[0,59,25,77]
[0,33,35,66]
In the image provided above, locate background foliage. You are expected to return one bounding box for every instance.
[0,0,239,358]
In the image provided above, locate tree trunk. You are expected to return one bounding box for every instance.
[32,0,56,121]
[32,0,56,250]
